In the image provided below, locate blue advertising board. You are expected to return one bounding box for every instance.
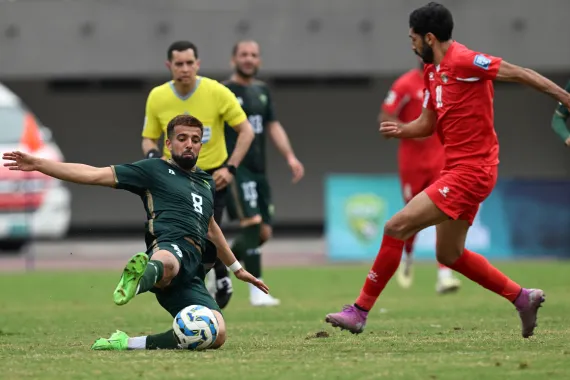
[325,174,569,262]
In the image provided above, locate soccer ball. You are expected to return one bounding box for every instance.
[173,305,219,350]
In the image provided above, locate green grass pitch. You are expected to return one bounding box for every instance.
[1,261,569,379]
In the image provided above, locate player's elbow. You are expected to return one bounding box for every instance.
[496,61,529,83]
[206,228,215,243]
[419,124,434,137]
[241,122,255,139]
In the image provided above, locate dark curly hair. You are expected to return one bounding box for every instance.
[409,2,454,41]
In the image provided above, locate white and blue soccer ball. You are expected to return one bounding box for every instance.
[173,305,219,350]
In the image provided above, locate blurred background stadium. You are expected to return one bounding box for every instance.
[0,0,568,269]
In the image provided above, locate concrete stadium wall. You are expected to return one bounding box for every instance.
[1,0,569,77]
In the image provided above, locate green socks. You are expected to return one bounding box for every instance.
[145,329,180,349]
[244,248,262,278]
[136,260,164,295]
[232,224,262,278]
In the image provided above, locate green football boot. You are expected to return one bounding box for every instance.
[113,252,149,306]
[91,330,129,351]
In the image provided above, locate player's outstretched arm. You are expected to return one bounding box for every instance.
[207,216,269,294]
[495,61,570,110]
[379,108,437,139]
[268,121,305,183]
[2,151,115,187]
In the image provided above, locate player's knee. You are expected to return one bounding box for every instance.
[260,224,272,245]
[435,245,463,266]
[210,310,227,349]
[384,213,413,240]
[151,251,180,287]
[161,259,178,281]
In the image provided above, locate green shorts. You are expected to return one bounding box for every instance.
[147,239,221,316]
[154,276,221,317]
[226,166,274,224]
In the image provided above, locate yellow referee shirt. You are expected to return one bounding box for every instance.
[142,76,247,170]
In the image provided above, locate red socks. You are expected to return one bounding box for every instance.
[404,234,415,256]
[355,234,405,311]
[448,249,521,302]
[354,237,521,311]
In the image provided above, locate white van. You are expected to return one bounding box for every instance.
[0,83,71,251]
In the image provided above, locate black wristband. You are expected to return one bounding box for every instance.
[225,164,237,175]
[146,149,161,159]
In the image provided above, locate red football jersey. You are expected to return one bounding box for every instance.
[382,68,444,172]
[423,41,502,168]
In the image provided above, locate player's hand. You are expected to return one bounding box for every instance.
[234,268,270,294]
[379,121,402,139]
[2,151,40,172]
[565,137,570,147]
[212,167,234,190]
[287,156,305,183]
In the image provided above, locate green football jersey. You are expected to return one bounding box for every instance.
[555,80,570,120]
[224,80,276,173]
[551,79,570,142]
[111,158,215,251]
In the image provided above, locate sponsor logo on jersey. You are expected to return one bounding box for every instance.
[473,54,491,70]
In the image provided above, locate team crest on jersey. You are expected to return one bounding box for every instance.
[259,94,267,104]
[473,54,491,70]
[345,194,386,243]
[429,72,435,81]
[441,73,448,83]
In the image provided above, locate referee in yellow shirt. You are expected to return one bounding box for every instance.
[141,41,255,309]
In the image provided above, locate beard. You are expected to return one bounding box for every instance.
[235,64,258,79]
[415,43,434,64]
[171,152,198,170]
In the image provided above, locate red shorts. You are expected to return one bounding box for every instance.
[400,168,442,203]
[424,165,498,225]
